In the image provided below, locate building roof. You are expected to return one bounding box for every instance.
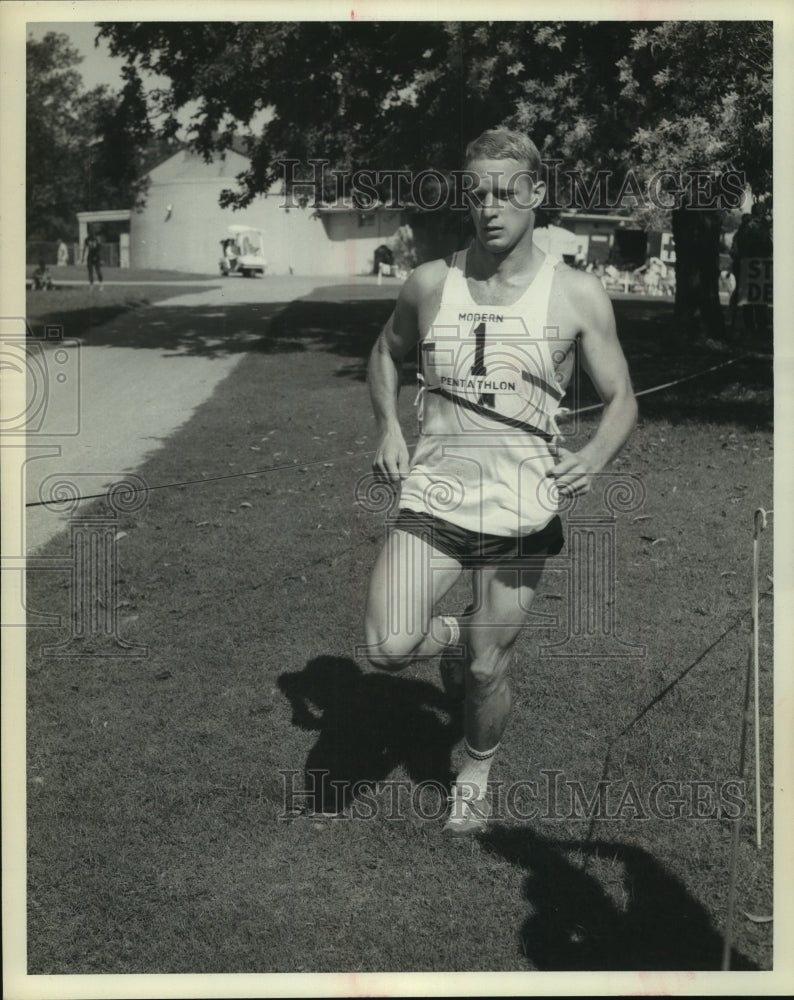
[147,146,252,184]
[561,211,634,224]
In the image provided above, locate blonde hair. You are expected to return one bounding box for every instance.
[464,129,542,174]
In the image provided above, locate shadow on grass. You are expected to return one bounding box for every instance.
[479,827,757,971]
[278,656,461,813]
[566,299,772,432]
[267,289,399,379]
[26,283,399,372]
[24,285,218,342]
[27,296,293,357]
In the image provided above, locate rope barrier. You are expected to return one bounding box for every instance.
[24,453,376,510]
[560,357,740,418]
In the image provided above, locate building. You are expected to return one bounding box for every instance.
[76,210,132,266]
[128,147,404,276]
[555,212,676,268]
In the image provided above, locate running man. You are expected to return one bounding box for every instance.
[363,129,638,835]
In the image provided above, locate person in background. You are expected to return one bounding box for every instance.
[222,238,239,275]
[32,259,54,290]
[730,203,772,336]
[82,231,104,290]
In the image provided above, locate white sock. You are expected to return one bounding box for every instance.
[454,738,499,800]
[439,614,460,647]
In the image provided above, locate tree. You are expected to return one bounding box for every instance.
[498,21,771,338]
[26,32,86,241]
[616,22,772,339]
[26,31,162,242]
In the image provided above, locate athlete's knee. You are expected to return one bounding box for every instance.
[363,617,417,671]
[467,641,514,688]
[365,639,410,671]
[365,643,414,672]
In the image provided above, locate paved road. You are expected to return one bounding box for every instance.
[19,276,344,556]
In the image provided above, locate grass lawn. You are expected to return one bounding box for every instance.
[22,284,774,976]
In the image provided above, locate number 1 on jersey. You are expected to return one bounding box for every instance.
[470,321,494,407]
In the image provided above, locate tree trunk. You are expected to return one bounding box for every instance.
[671,207,725,341]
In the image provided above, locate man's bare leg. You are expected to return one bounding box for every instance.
[438,570,482,700]
[364,528,462,670]
[444,558,546,834]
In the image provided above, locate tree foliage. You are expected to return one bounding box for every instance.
[99,20,771,208]
[26,31,173,241]
[621,22,772,190]
[27,32,85,240]
[615,21,772,337]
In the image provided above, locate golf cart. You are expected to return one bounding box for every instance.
[219,225,268,277]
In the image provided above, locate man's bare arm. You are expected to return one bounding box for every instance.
[367,272,424,482]
[549,274,638,495]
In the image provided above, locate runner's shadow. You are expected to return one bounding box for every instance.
[479,827,757,970]
[278,656,461,813]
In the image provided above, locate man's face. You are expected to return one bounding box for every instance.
[465,157,544,254]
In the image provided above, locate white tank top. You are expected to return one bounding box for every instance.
[399,247,566,537]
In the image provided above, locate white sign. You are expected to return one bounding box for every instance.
[659,233,676,264]
[737,257,773,307]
